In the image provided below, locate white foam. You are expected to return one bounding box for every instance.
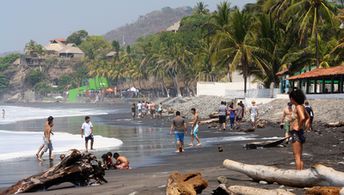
[0,106,109,125]
[204,134,258,143]
[0,130,123,161]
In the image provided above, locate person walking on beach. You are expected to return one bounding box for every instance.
[218,101,227,131]
[157,103,163,118]
[239,101,245,119]
[2,109,5,119]
[289,89,310,170]
[170,111,187,153]
[81,116,94,152]
[249,100,259,129]
[37,116,54,161]
[281,102,293,138]
[137,101,142,118]
[227,102,236,130]
[131,103,136,119]
[189,108,201,146]
[236,102,243,123]
[304,101,314,131]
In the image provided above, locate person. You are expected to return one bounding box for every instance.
[157,103,163,118]
[239,101,245,119]
[227,102,236,129]
[281,102,293,138]
[236,103,243,123]
[101,152,113,169]
[60,154,65,161]
[218,101,227,131]
[81,116,94,152]
[189,108,201,147]
[131,103,136,119]
[137,101,142,118]
[170,111,187,152]
[249,100,259,129]
[37,116,54,161]
[150,102,156,118]
[113,152,130,169]
[289,89,310,170]
[2,109,5,119]
[304,101,314,131]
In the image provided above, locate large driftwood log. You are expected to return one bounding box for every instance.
[200,118,219,125]
[1,149,107,195]
[223,160,344,188]
[166,172,208,195]
[244,138,287,150]
[213,184,295,195]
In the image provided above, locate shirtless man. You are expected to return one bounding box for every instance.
[189,108,201,146]
[281,102,293,138]
[113,152,130,170]
[37,116,54,161]
[170,111,187,152]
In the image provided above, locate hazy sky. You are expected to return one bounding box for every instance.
[0,0,256,53]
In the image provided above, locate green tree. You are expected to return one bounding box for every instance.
[193,2,210,15]
[66,30,88,45]
[25,69,45,86]
[24,40,44,57]
[0,53,20,71]
[0,73,9,91]
[79,36,112,60]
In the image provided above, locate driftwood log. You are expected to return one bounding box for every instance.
[326,122,344,128]
[209,112,219,119]
[305,186,344,195]
[223,160,344,188]
[166,172,208,195]
[244,138,287,150]
[200,118,219,125]
[1,149,107,195]
[213,184,295,195]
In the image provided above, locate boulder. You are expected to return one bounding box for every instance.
[166,172,208,195]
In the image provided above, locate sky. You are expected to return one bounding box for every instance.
[0,0,256,53]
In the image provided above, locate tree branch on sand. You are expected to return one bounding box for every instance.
[0,149,107,195]
[214,184,295,195]
[223,160,344,188]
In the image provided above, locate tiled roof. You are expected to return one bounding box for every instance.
[288,65,344,80]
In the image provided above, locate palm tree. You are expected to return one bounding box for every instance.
[273,0,336,67]
[193,2,210,15]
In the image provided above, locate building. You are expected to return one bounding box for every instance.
[44,39,84,58]
[287,64,344,94]
[166,21,181,32]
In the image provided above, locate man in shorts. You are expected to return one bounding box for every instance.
[37,116,54,161]
[281,102,293,138]
[249,100,259,129]
[113,152,130,169]
[137,101,142,118]
[218,101,227,131]
[189,108,201,146]
[81,116,94,152]
[170,111,187,152]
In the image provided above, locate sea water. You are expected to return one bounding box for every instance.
[0,105,123,161]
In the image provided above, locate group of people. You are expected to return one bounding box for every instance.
[132,101,163,119]
[218,100,259,131]
[101,152,130,170]
[170,108,201,153]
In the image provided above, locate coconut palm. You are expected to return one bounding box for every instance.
[193,2,210,15]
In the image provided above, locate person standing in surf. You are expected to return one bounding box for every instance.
[37,116,54,161]
[289,89,310,170]
[81,116,94,152]
[170,111,187,153]
[189,108,201,147]
[2,109,5,119]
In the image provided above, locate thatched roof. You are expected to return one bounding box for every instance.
[106,51,118,57]
[45,42,65,52]
[166,21,180,32]
[59,45,84,54]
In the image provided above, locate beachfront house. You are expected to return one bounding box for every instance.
[45,39,84,59]
[287,65,344,98]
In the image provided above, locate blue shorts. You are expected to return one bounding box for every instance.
[192,124,199,136]
[175,132,184,143]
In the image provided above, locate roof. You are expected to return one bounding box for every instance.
[106,51,118,57]
[45,42,65,52]
[166,21,181,32]
[50,38,66,43]
[276,68,288,76]
[288,65,344,80]
[59,45,84,54]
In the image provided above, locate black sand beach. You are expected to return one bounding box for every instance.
[2,102,344,194]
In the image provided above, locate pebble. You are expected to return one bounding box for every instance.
[259,181,268,185]
[217,176,228,184]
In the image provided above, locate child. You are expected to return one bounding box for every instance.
[113,152,130,170]
[81,116,94,152]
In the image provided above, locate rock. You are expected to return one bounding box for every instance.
[213,184,230,195]
[166,172,208,195]
[217,176,228,184]
[259,181,268,185]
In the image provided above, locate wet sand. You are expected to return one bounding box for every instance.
[4,117,344,195]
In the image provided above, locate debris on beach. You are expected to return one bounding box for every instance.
[0,149,107,195]
[326,121,344,128]
[244,138,287,150]
[223,159,344,188]
[166,172,208,195]
[213,184,295,195]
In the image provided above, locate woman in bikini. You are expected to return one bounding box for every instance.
[289,89,310,170]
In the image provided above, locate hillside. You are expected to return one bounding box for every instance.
[104,6,192,45]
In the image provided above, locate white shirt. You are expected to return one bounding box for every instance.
[250,106,258,116]
[82,122,93,137]
[137,103,142,110]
